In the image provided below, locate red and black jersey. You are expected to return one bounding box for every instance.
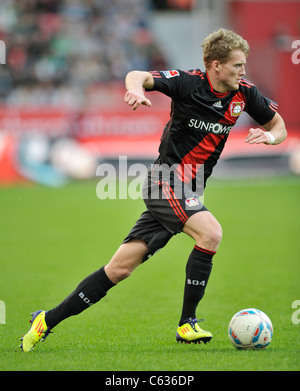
[147,69,278,187]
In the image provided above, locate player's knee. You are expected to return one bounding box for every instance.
[119,265,136,280]
[109,265,133,282]
[197,221,223,250]
[209,224,223,247]
[106,257,143,283]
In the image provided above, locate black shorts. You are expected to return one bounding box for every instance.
[123,164,208,261]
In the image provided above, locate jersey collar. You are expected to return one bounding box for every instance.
[205,72,230,98]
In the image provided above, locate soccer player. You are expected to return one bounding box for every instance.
[20,28,287,352]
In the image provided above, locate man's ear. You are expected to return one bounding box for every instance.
[211,60,221,72]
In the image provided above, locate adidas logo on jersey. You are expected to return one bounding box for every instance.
[213,100,223,109]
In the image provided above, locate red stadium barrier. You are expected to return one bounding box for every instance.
[0,133,28,185]
[0,105,299,185]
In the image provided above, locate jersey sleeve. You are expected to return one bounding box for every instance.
[242,80,278,125]
[146,69,201,98]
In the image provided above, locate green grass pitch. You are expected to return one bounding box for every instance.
[0,176,299,371]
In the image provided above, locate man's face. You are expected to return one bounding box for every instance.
[217,49,247,91]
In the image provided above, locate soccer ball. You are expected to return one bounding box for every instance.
[228,308,273,350]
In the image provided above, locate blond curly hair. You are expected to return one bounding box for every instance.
[202,28,250,69]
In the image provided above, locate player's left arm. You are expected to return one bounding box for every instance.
[245,112,287,145]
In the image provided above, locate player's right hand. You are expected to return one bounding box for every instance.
[124,90,152,111]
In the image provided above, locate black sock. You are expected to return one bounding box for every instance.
[179,245,215,326]
[45,266,115,329]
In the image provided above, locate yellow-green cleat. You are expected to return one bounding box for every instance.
[176,318,212,344]
[20,310,52,352]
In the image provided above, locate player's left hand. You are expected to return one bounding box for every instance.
[245,128,273,145]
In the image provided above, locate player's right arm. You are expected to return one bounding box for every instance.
[124,71,154,111]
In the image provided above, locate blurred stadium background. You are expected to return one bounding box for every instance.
[0,0,299,186]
